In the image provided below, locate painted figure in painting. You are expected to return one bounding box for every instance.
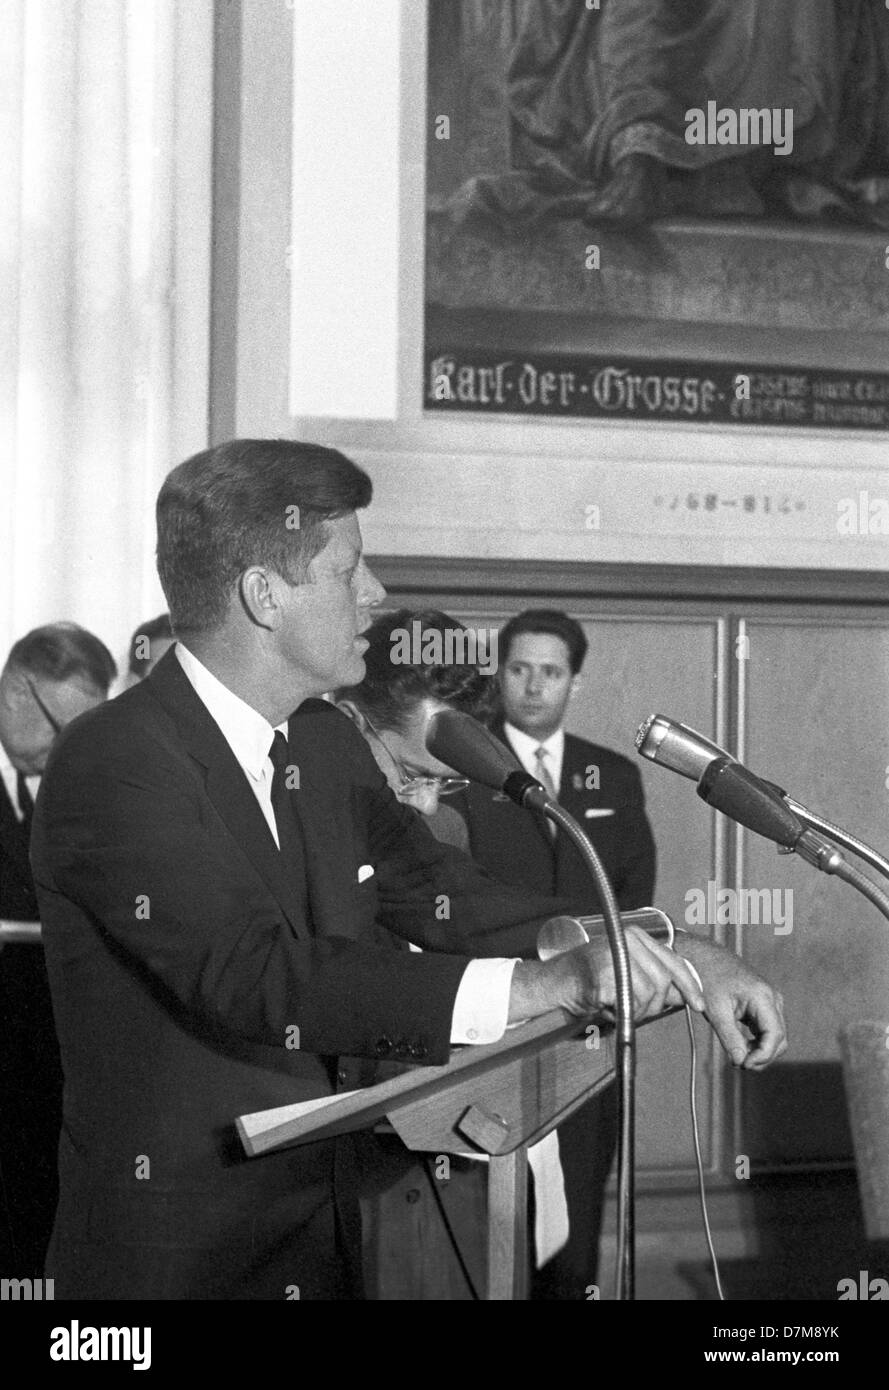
[454,0,889,227]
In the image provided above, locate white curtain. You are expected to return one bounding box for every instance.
[0,0,213,678]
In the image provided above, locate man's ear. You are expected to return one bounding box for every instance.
[334,699,368,733]
[3,672,28,709]
[569,673,582,699]
[239,567,282,629]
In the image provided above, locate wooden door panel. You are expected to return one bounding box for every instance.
[738,619,889,1165]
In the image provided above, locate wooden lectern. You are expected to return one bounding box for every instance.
[238,1007,624,1300]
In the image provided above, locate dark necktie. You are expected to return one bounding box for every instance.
[16,772,34,831]
[268,730,306,881]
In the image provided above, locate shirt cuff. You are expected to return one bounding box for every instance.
[450,957,518,1045]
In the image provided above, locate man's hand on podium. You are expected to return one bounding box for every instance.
[508,926,707,1027]
[672,933,788,1072]
[508,930,788,1070]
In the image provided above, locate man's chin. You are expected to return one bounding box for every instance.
[508,715,546,735]
[340,651,366,685]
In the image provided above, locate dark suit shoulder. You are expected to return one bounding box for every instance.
[289,699,382,784]
[564,733,643,786]
[291,697,361,747]
[290,696,365,747]
[292,697,339,719]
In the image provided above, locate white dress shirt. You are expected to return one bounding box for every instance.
[176,643,287,845]
[174,643,515,1047]
[503,722,565,795]
[0,754,40,822]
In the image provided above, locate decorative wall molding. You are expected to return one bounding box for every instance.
[372,556,889,608]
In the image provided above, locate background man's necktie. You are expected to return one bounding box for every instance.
[16,771,34,831]
[534,745,559,801]
[534,746,558,838]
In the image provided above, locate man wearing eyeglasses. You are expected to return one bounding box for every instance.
[0,623,116,1276]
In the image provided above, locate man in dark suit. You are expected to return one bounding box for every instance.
[0,623,116,1276]
[461,610,655,913]
[457,608,657,1299]
[31,441,786,1300]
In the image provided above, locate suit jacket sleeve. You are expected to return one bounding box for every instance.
[352,745,574,960]
[31,707,566,1069]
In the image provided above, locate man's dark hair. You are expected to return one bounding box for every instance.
[334,608,496,734]
[498,608,588,675]
[128,613,173,677]
[5,623,117,693]
[156,439,373,635]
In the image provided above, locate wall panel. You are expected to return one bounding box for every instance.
[737,617,889,1167]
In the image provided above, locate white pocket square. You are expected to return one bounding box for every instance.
[584,808,615,819]
[357,864,375,883]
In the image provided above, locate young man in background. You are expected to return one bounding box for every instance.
[455,607,657,1299]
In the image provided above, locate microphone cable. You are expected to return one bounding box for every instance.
[683,1000,726,1301]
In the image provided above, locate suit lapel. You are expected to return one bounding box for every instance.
[553,735,578,878]
[203,751,310,937]
[285,714,360,941]
[145,651,311,941]
[553,735,614,881]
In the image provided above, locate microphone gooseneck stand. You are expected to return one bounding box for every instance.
[787,820,889,923]
[785,799,889,893]
[636,712,889,922]
[698,757,889,923]
[521,784,637,1301]
[423,709,640,1298]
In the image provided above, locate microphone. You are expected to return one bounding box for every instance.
[636,716,889,918]
[425,709,549,810]
[696,757,805,848]
[635,714,734,782]
[636,715,803,849]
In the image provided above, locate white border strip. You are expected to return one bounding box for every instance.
[289,0,401,420]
